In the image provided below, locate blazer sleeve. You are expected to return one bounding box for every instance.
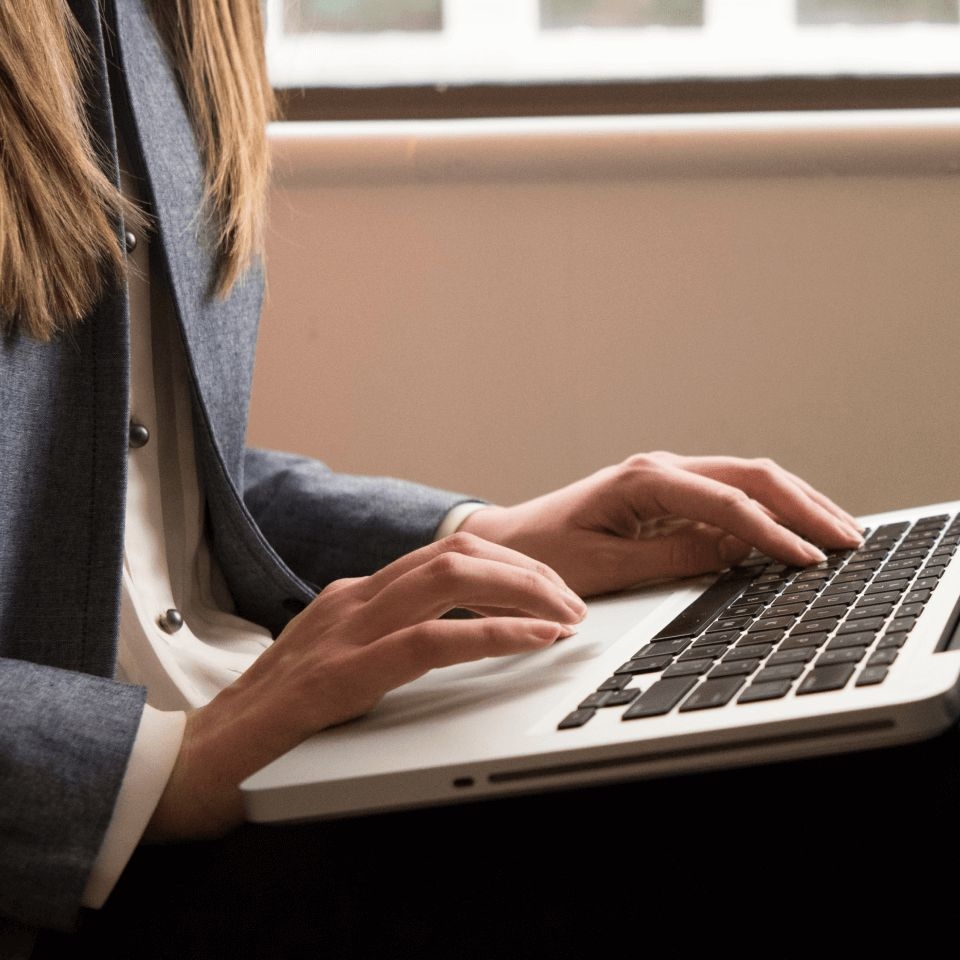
[243,447,483,589]
[0,659,145,932]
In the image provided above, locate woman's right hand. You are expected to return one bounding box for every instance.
[145,532,585,841]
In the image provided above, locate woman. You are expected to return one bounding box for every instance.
[0,1,875,956]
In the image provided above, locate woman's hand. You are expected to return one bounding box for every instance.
[460,451,864,597]
[146,533,585,841]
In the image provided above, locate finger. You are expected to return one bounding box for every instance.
[653,452,863,533]
[359,552,586,638]
[632,466,829,566]
[686,458,862,549]
[781,467,863,532]
[594,527,753,593]
[363,617,571,693]
[362,531,574,599]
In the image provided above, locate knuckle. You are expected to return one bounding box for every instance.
[427,550,466,585]
[518,569,543,596]
[530,560,555,583]
[622,452,654,471]
[752,456,779,477]
[719,486,752,511]
[442,530,483,556]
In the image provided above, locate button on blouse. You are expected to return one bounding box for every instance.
[116,139,272,711]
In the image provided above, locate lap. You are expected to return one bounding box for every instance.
[36,723,960,959]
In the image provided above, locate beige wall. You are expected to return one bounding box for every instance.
[249,110,960,517]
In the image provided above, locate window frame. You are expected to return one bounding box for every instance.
[276,74,960,122]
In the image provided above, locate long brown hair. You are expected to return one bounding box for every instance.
[0,0,274,342]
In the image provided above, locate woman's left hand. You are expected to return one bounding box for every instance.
[459,451,864,598]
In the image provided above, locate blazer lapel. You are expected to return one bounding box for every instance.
[107,0,314,630]
[108,0,264,481]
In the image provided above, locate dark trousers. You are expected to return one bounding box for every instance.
[36,725,960,959]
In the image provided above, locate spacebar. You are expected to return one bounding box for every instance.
[651,572,754,641]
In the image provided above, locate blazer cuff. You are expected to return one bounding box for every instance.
[433,501,490,541]
[81,706,186,908]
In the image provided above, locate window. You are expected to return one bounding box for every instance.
[264,0,960,120]
[266,1,960,117]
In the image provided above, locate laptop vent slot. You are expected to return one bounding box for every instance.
[487,719,894,785]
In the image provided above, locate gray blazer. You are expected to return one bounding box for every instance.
[0,0,468,944]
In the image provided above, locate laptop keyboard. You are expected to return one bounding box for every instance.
[558,512,960,730]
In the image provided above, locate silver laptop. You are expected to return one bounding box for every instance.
[241,499,960,823]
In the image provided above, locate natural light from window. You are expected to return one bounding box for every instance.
[266,0,960,88]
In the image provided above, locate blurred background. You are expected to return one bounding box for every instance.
[248,2,960,517]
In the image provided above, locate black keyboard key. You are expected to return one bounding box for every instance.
[615,655,674,675]
[847,603,894,620]
[805,604,848,620]
[677,644,726,662]
[874,572,911,586]
[753,615,797,632]
[867,522,910,542]
[779,633,829,651]
[651,573,754,640]
[558,708,595,729]
[693,632,738,648]
[792,617,839,635]
[832,570,871,585]
[882,557,923,572]
[860,590,903,606]
[795,569,831,584]
[867,649,898,667]
[712,616,753,632]
[708,659,760,679]
[603,687,642,707]
[856,665,889,686]
[896,602,925,619]
[781,586,819,602]
[877,633,907,649]
[633,639,689,659]
[662,659,713,678]
[597,674,632,692]
[736,629,785,647]
[724,643,773,662]
[796,664,855,694]
[766,602,808,618]
[890,548,929,561]
[768,647,817,665]
[679,676,745,711]
[622,676,698,719]
[579,692,611,708]
[754,662,806,682]
[726,602,763,617]
[815,647,867,667]
[826,631,876,650]
[888,615,918,634]
[738,679,793,703]
[838,617,886,634]
[905,589,931,605]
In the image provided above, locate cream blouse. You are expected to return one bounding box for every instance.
[82,142,483,906]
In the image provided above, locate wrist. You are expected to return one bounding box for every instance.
[457,504,510,543]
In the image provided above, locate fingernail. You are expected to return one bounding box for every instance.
[806,545,828,563]
[846,527,865,547]
[835,519,864,546]
[563,592,587,619]
[531,622,577,642]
